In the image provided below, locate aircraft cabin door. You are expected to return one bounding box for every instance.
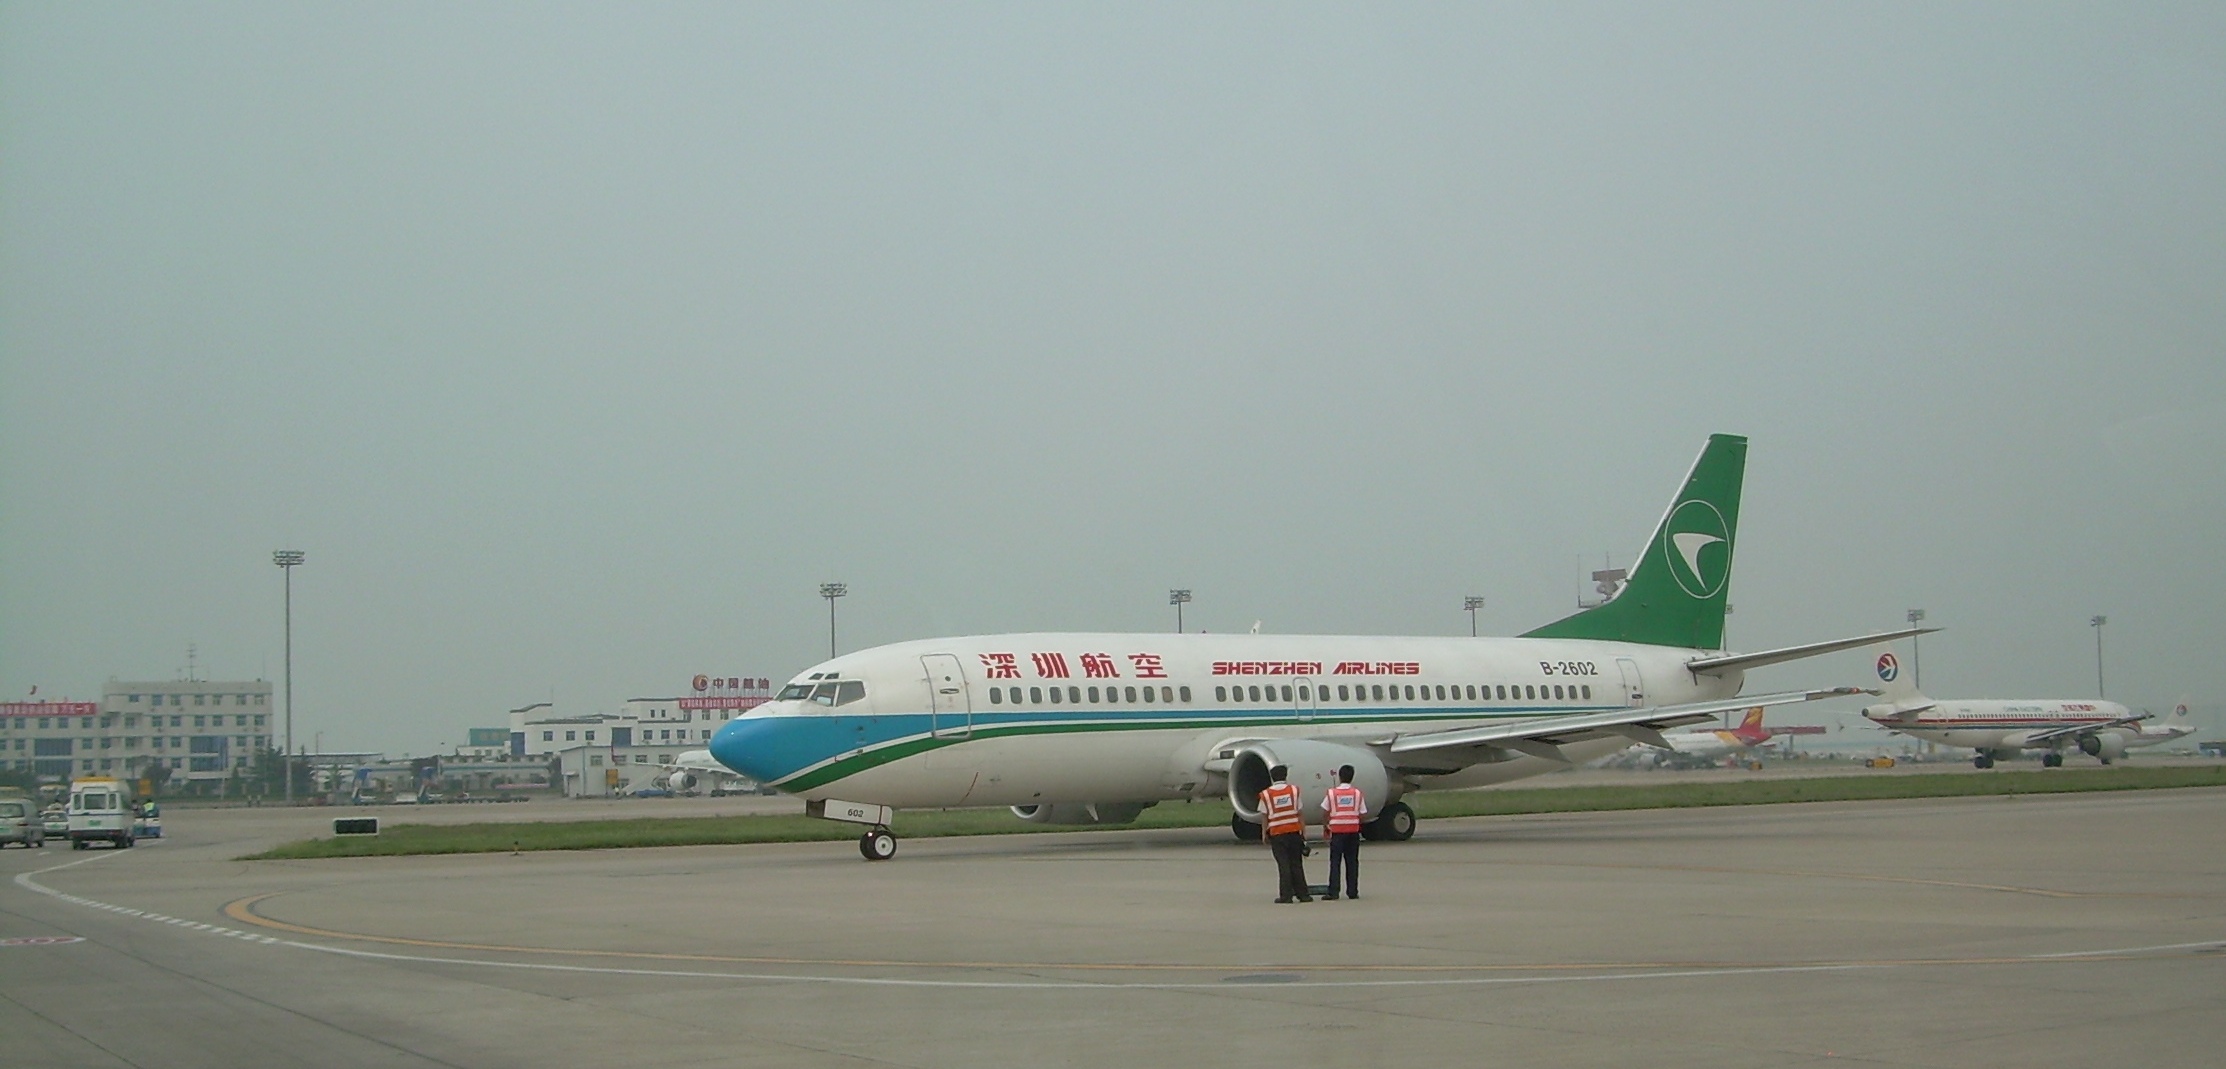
[1294,677,1319,722]
[923,654,972,739]
[1616,658,1646,708]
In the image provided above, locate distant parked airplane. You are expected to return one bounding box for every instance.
[1861,650,2194,767]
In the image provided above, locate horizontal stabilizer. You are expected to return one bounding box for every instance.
[1685,627,1940,676]
[1387,688,1865,757]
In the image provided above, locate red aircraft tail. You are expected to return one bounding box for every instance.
[1730,707,1771,746]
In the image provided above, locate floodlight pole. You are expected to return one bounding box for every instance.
[2091,615,2107,698]
[820,583,847,659]
[1907,609,1926,689]
[1464,596,1485,638]
[273,550,305,805]
[1169,589,1192,634]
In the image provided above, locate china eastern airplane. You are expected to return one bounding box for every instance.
[710,434,1926,860]
[1861,650,2195,768]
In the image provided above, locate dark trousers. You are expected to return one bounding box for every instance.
[1268,832,1310,900]
[1326,832,1360,897]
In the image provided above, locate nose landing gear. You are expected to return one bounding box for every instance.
[858,826,896,861]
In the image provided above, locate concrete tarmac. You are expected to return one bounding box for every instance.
[4,785,2223,1069]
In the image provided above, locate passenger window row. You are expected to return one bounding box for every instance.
[987,685,1192,706]
[1212,682,1593,703]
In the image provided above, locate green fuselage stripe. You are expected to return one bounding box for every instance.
[774,705,1607,793]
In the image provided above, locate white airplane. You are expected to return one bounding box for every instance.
[711,434,1924,860]
[658,749,754,793]
[1861,649,2196,767]
[1651,707,1780,765]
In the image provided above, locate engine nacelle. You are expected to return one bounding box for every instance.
[1010,802,1156,825]
[1227,740,1392,825]
[2078,733,2128,760]
[665,770,697,793]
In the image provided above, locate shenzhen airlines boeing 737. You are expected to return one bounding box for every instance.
[710,434,1925,859]
[1861,650,2194,767]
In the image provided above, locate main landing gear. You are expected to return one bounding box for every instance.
[1231,800,1419,843]
[858,826,897,861]
[1360,801,1416,842]
[1974,753,1997,769]
[2042,752,2064,768]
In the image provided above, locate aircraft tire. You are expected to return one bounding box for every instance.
[1974,754,1995,769]
[1373,802,1416,842]
[1230,815,1262,843]
[2043,753,2063,768]
[859,828,896,861]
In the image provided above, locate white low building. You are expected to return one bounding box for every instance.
[505,679,771,797]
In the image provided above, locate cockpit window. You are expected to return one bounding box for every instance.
[809,682,839,705]
[835,681,866,707]
[777,683,813,701]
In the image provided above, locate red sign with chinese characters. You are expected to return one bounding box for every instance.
[0,701,98,718]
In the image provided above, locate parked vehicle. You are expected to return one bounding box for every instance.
[42,807,68,838]
[0,798,44,848]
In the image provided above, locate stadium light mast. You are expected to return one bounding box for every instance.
[1464,595,1485,637]
[2091,615,2108,698]
[1169,589,1192,634]
[1906,609,1926,688]
[273,550,305,806]
[820,583,847,659]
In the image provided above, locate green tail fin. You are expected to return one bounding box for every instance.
[1520,433,1746,649]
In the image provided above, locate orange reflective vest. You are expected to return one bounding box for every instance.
[1324,783,1367,834]
[1259,782,1304,836]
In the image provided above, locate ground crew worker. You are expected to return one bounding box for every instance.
[1321,764,1368,900]
[1258,764,1312,903]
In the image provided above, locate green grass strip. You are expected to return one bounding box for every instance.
[242,763,2226,860]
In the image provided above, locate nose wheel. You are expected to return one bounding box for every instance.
[858,826,896,861]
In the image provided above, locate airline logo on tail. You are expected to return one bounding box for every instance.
[1665,500,1731,598]
[1875,652,1900,683]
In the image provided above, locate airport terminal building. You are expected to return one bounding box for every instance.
[0,680,274,791]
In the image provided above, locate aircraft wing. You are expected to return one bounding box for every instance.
[1385,688,1865,764]
[2022,714,2149,745]
[1684,627,1938,676]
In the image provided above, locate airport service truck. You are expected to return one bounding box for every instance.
[67,775,136,849]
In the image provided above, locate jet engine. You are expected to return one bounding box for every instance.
[1010,802,1156,825]
[1227,740,1392,825]
[665,770,697,793]
[2077,733,2128,761]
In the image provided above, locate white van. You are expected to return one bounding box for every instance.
[67,776,135,849]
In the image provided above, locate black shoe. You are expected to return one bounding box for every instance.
[1296,895,1314,903]
[1323,893,1339,900]
[1274,897,1292,904]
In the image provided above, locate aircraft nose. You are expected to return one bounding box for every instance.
[709,716,783,784]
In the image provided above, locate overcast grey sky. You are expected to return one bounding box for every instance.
[5,3,2222,753]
